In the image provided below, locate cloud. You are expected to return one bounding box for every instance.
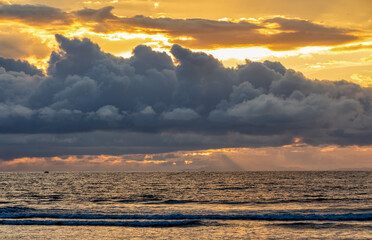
[162,108,200,121]
[0,4,360,50]
[260,17,358,50]
[0,150,245,172]
[1,35,372,159]
[331,44,372,52]
[0,57,43,75]
[74,6,117,22]
[96,13,360,50]
[0,131,291,160]
[0,4,72,25]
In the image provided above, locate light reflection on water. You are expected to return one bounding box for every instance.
[0,171,371,239]
[0,221,371,239]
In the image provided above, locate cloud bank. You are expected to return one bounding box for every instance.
[1,34,372,160]
[0,4,360,50]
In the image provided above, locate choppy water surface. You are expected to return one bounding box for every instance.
[0,171,371,239]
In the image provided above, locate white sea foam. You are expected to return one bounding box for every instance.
[0,219,201,227]
[0,212,371,222]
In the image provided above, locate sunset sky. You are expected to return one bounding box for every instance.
[0,0,372,171]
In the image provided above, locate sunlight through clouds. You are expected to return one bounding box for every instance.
[0,0,372,171]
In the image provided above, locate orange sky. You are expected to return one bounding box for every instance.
[2,144,372,171]
[1,0,371,84]
[0,1,372,171]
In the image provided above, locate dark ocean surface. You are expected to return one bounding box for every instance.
[0,171,371,239]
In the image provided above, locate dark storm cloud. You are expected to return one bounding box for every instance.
[0,57,43,76]
[0,132,292,160]
[0,4,72,25]
[1,35,372,159]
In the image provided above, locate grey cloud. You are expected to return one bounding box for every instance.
[0,57,43,76]
[0,131,292,160]
[0,4,72,25]
[0,67,42,104]
[74,6,117,22]
[163,108,200,121]
[1,35,372,159]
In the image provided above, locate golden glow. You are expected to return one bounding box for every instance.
[0,1,371,172]
[205,46,333,64]
[0,1,371,84]
[282,137,306,148]
[1,139,372,172]
[183,152,211,156]
[258,22,283,35]
[331,42,372,52]
[362,56,372,62]
[92,32,169,42]
[350,74,372,87]
[143,160,168,164]
[2,144,372,171]
[320,146,337,152]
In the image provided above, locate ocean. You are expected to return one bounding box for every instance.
[0,171,371,239]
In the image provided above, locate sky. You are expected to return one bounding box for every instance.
[0,0,371,171]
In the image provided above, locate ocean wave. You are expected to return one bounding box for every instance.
[0,213,371,221]
[271,222,372,230]
[0,219,201,227]
[97,198,370,205]
[0,207,35,213]
[154,200,209,204]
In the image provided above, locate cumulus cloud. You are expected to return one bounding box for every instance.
[163,108,200,121]
[0,57,43,75]
[0,35,372,159]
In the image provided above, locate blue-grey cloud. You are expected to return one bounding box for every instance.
[0,35,372,159]
[0,57,43,76]
[0,131,292,160]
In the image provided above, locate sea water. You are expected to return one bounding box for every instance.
[0,171,371,239]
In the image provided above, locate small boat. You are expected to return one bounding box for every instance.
[44,171,49,173]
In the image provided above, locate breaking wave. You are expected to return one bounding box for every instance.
[0,219,201,227]
[0,212,371,222]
